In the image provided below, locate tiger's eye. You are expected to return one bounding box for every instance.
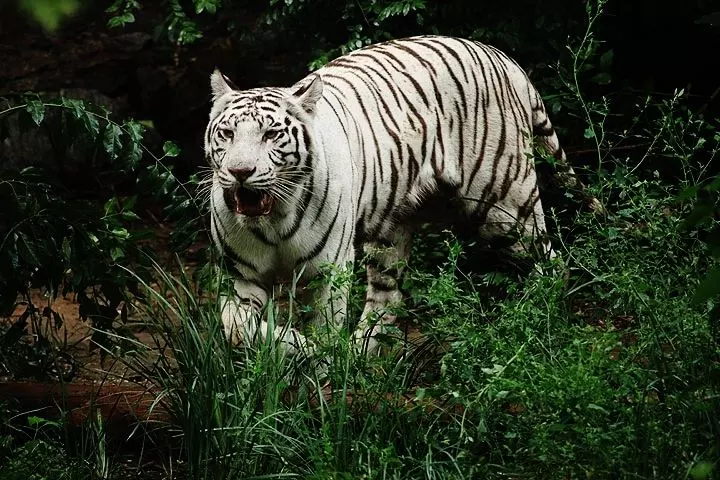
[263,130,279,141]
[219,128,234,140]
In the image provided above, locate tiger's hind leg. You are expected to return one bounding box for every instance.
[354,228,412,356]
[468,185,554,261]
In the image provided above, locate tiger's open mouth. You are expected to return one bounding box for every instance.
[223,186,274,217]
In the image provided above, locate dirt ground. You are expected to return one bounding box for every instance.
[1,222,205,383]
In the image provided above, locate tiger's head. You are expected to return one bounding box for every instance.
[204,70,323,220]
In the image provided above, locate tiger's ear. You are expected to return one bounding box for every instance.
[210,69,238,100]
[291,75,323,115]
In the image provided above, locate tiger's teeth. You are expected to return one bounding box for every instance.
[234,188,243,214]
[260,194,273,214]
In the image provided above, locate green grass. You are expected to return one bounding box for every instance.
[106,157,719,479]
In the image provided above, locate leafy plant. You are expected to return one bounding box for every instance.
[0,411,112,480]
[0,94,203,376]
[111,257,477,478]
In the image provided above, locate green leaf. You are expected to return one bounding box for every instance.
[600,49,614,69]
[195,0,218,14]
[61,97,99,135]
[103,123,123,160]
[27,415,59,428]
[124,120,145,142]
[692,265,720,304]
[16,232,43,268]
[105,1,121,13]
[165,198,191,217]
[122,120,145,168]
[120,211,140,221]
[689,461,714,480]
[25,100,45,125]
[587,403,609,414]
[162,172,176,194]
[104,197,119,216]
[481,364,504,375]
[61,237,71,259]
[108,11,135,28]
[163,141,180,157]
[591,72,612,85]
[62,97,85,118]
[18,0,81,31]
[110,247,125,261]
[111,227,130,240]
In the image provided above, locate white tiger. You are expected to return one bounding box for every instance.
[204,35,599,356]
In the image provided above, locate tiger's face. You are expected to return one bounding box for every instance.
[205,70,323,219]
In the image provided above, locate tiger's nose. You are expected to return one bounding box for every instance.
[228,166,256,183]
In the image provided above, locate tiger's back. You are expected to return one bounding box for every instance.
[312,35,556,247]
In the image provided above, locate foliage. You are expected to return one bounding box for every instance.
[423,178,718,477]
[683,172,720,336]
[0,95,203,378]
[114,259,474,478]
[108,74,720,475]
[0,439,88,480]
[15,0,81,31]
[0,409,111,480]
[104,0,586,86]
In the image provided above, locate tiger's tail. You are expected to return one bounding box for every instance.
[531,95,605,215]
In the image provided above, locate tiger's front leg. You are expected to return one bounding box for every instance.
[353,230,411,355]
[310,259,355,334]
[221,278,311,355]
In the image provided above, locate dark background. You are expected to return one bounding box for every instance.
[1,0,717,179]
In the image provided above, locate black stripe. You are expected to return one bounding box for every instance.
[211,202,260,273]
[472,59,508,216]
[323,76,372,217]
[332,218,350,265]
[388,40,437,76]
[322,90,351,140]
[280,173,314,240]
[237,295,264,311]
[345,53,404,110]
[295,199,342,266]
[372,149,400,239]
[312,170,330,226]
[216,232,260,274]
[249,227,276,247]
[415,38,467,118]
[369,46,406,71]
[466,46,498,194]
[431,38,470,83]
